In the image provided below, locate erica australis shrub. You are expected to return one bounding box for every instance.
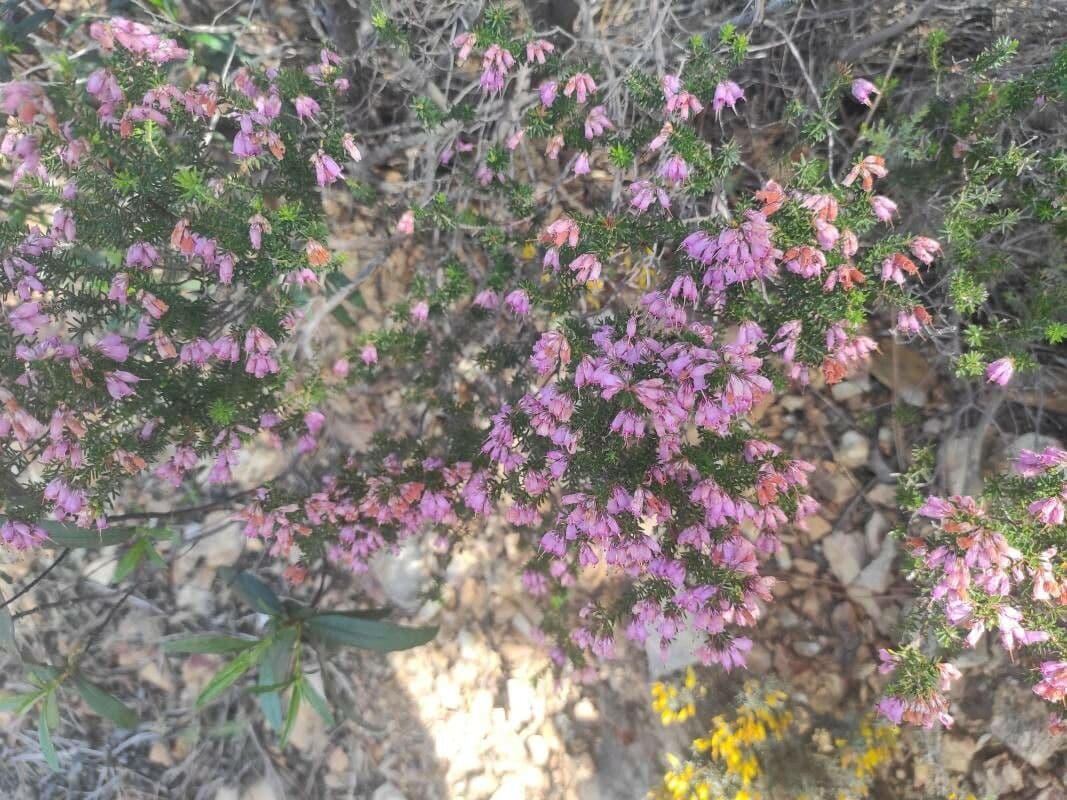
[237,7,939,678]
[0,18,359,539]
[0,2,1061,770]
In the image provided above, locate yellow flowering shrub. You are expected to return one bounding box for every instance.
[649,677,900,800]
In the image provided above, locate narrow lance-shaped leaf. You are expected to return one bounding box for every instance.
[307,614,438,653]
[74,677,138,729]
[218,568,283,616]
[162,634,258,654]
[196,638,270,708]
[39,522,136,549]
[0,690,44,714]
[277,680,302,749]
[300,678,336,727]
[112,537,148,584]
[37,705,60,772]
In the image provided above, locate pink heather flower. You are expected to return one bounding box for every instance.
[452,32,476,63]
[311,150,343,186]
[851,78,880,106]
[917,496,955,519]
[986,356,1015,386]
[880,253,917,286]
[584,106,613,140]
[506,128,525,150]
[96,333,129,362]
[505,289,531,315]
[0,520,47,550]
[473,289,499,309]
[125,241,159,269]
[140,291,169,320]
[1029,496,1065,525]
[304,410,326,437]
[361,343,378,365]
[1034,661,1067,703]
[663,76,703,118]
[610,409,646,441]
[573,153,591,176]
[521,570,549,596]
[545,134,564,160]
[213,336,239,362]
[91,17,188,64]
[244,326,279,378]
[541,217,581,249]
[1014,447,1067,477]
[294,95,320,120]
[180,338,214,366]
[563,72,597,105]
[531,331,571,375]
[539,80,559,107]
[629,180,670,213]
[871,195,897,222]
[568,253,602,283]
[909,236,942,264]
[9,301,49,336]
[410,301,430,323]
[814,218,839,250]
[342,132,362,161]
[712,80,745,117]
[895,306,933,335]
[647,122,673,152]
[397,209,415,236]
[108,273,129,305]
[483,43,514,74]
[526,39,554,64]
[842,155,888,191]
[997,605,1050,652]
[52,208,76,242]
[105,370,140,400]
[331,358,349,378]
[660,155,689,184]
[248,214,270,250]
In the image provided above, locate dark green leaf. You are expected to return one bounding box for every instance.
[144,542,167,567]
[74,678,137,729]
[37,706,59,772]
[112,538,147,584]
[329,608,392,621]
[218,569,283,616]
[40,523,136,549]
[307,614,437,653]
[163,634,257,655]
[11,9,53,37]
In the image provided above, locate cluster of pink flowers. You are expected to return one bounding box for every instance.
[882,446,1067,726]
[89,16,188,64]
[876,649,961,728]
[0,23,365,546]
